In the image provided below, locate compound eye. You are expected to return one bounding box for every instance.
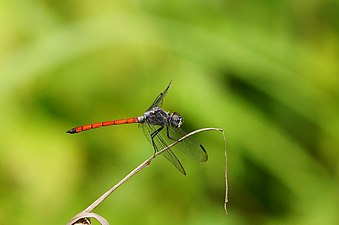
[170,112,183,128]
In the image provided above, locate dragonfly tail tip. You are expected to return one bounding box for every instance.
[66,128,77,134]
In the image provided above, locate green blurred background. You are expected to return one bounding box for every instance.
[1,0,338,225]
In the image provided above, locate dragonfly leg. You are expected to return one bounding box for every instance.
[166,126,179,141]
[150,126,164,155]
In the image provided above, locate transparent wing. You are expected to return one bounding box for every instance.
[146,81,172,111]
[167,126,208,162]
[141,122,186,175]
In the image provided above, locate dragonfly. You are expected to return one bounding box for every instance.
[67,81,208,175]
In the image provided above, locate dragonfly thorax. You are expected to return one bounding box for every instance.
[141,107,183,128]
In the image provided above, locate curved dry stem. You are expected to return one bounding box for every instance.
[67,212,109,225]
[221,129,228,214]
[66,127,228,225]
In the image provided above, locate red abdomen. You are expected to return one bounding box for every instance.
[66,117,138,134]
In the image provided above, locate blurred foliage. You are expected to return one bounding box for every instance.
[1,0,339,225]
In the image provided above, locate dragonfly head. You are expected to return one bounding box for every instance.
[169,112,183,128]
